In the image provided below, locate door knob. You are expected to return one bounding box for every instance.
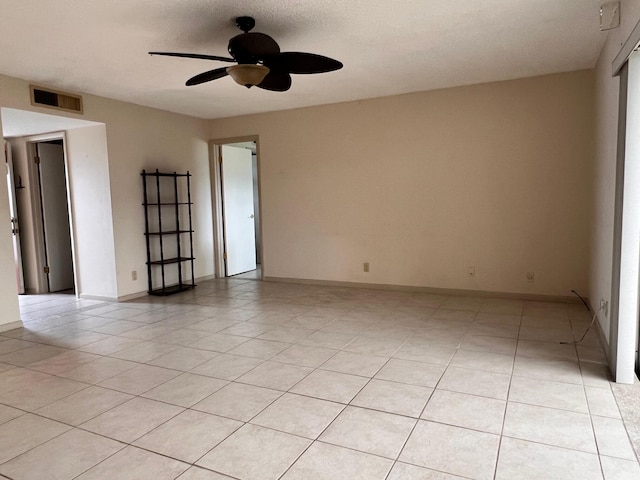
[249,214,254,219]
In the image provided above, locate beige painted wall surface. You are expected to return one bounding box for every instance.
[591,0,640,345]
[211,71,594,296]
[90,97,212,298]
[0,74,214,299]
[65,125,117,298]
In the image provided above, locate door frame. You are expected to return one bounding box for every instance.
[209,135,264,280]
[25,132,79,296]
[4,141,25,294]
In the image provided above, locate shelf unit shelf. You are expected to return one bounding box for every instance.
[142,169,196,296]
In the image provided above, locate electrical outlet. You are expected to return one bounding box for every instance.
[600,299,609,316]
[363,262,369,273]
[526,272,535,282]
[131,270,137,281]
[467,266,475,277]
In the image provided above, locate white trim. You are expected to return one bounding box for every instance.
[79,293,117,302]
[208,135,264,281]
[264,276,581,303]
[196,274,217,282]
[0,321,23,333]
[24,133,79,298]
[613,18,640,76]
[615,52,640,384]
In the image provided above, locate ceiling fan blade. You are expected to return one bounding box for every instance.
[270,52,343,74]
[228,33,280,62]
[186,67,229,86]
[149,52,235,63]
[257,70,292,92]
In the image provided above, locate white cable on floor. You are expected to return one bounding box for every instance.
[560,304,604,345]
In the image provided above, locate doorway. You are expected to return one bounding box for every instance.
[211,139,263,280]
[12,137,77,295]
[34,139,75,293]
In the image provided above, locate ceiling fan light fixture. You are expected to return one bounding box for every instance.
[226,64,269,88]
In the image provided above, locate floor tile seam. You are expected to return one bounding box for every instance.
[393,460,497,480]
[30,432,130,480]
[247,407,346,442]
[232,362,316,391]
[505,399,593,416]
[0,340,82,359]
[0,419,74,467]
[3,384,137,427]
[394,338,458,472]
[591,409,640,464]
[606,384,640,464]
[500,432,602,457]
[492,348,518,480]
[190,383,287,425]
[438,363,512,384]
[311,437,407,464]
[578,356,630,473]
[508,371,584,386]
[484,314,523,479]
[343,397,428,422]
[0,376,97,411]
[263,426,344,479]
[513,351,580,363]
[0,369,95,401]
[599,453,640,466]
[74,395,187,444]
[92,362,187,397]
[302,359,400,457]
[65,438,186,480]
[131,414,246,469]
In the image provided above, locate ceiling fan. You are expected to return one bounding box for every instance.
[149,16,343,92]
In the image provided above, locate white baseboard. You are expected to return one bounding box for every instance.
[79,294,118,302]
[264,276,581,303]
[0,321,23,333]
[116,291,148,302]
[113,274,214,303]
[196,274,217,282]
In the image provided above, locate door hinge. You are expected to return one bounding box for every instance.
[223,252,227,260]
[43,265,50,274]
[34,156,40,165]
[219,156,222,165]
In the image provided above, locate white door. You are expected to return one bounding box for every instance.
[221,145,257,276]
[38,143,74,292]
[4,141,25,294]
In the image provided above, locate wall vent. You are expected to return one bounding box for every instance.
[30,85,83,114]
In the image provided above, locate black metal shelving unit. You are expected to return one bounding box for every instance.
[141,169,196,296]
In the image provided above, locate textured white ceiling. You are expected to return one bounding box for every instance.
[0,1,606,120]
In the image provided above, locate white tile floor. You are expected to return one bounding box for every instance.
[0,279,638,479]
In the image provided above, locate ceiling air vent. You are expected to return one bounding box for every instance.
[30,85,83,114]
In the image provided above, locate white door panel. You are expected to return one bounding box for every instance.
[221,145,257,276]
[4,141,24,294]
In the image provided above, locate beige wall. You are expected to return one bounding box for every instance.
[590,0,640,348]
[86,96,213,298]
[65,125,118,298]
[0,73,214,300]
[211,71,595,296]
